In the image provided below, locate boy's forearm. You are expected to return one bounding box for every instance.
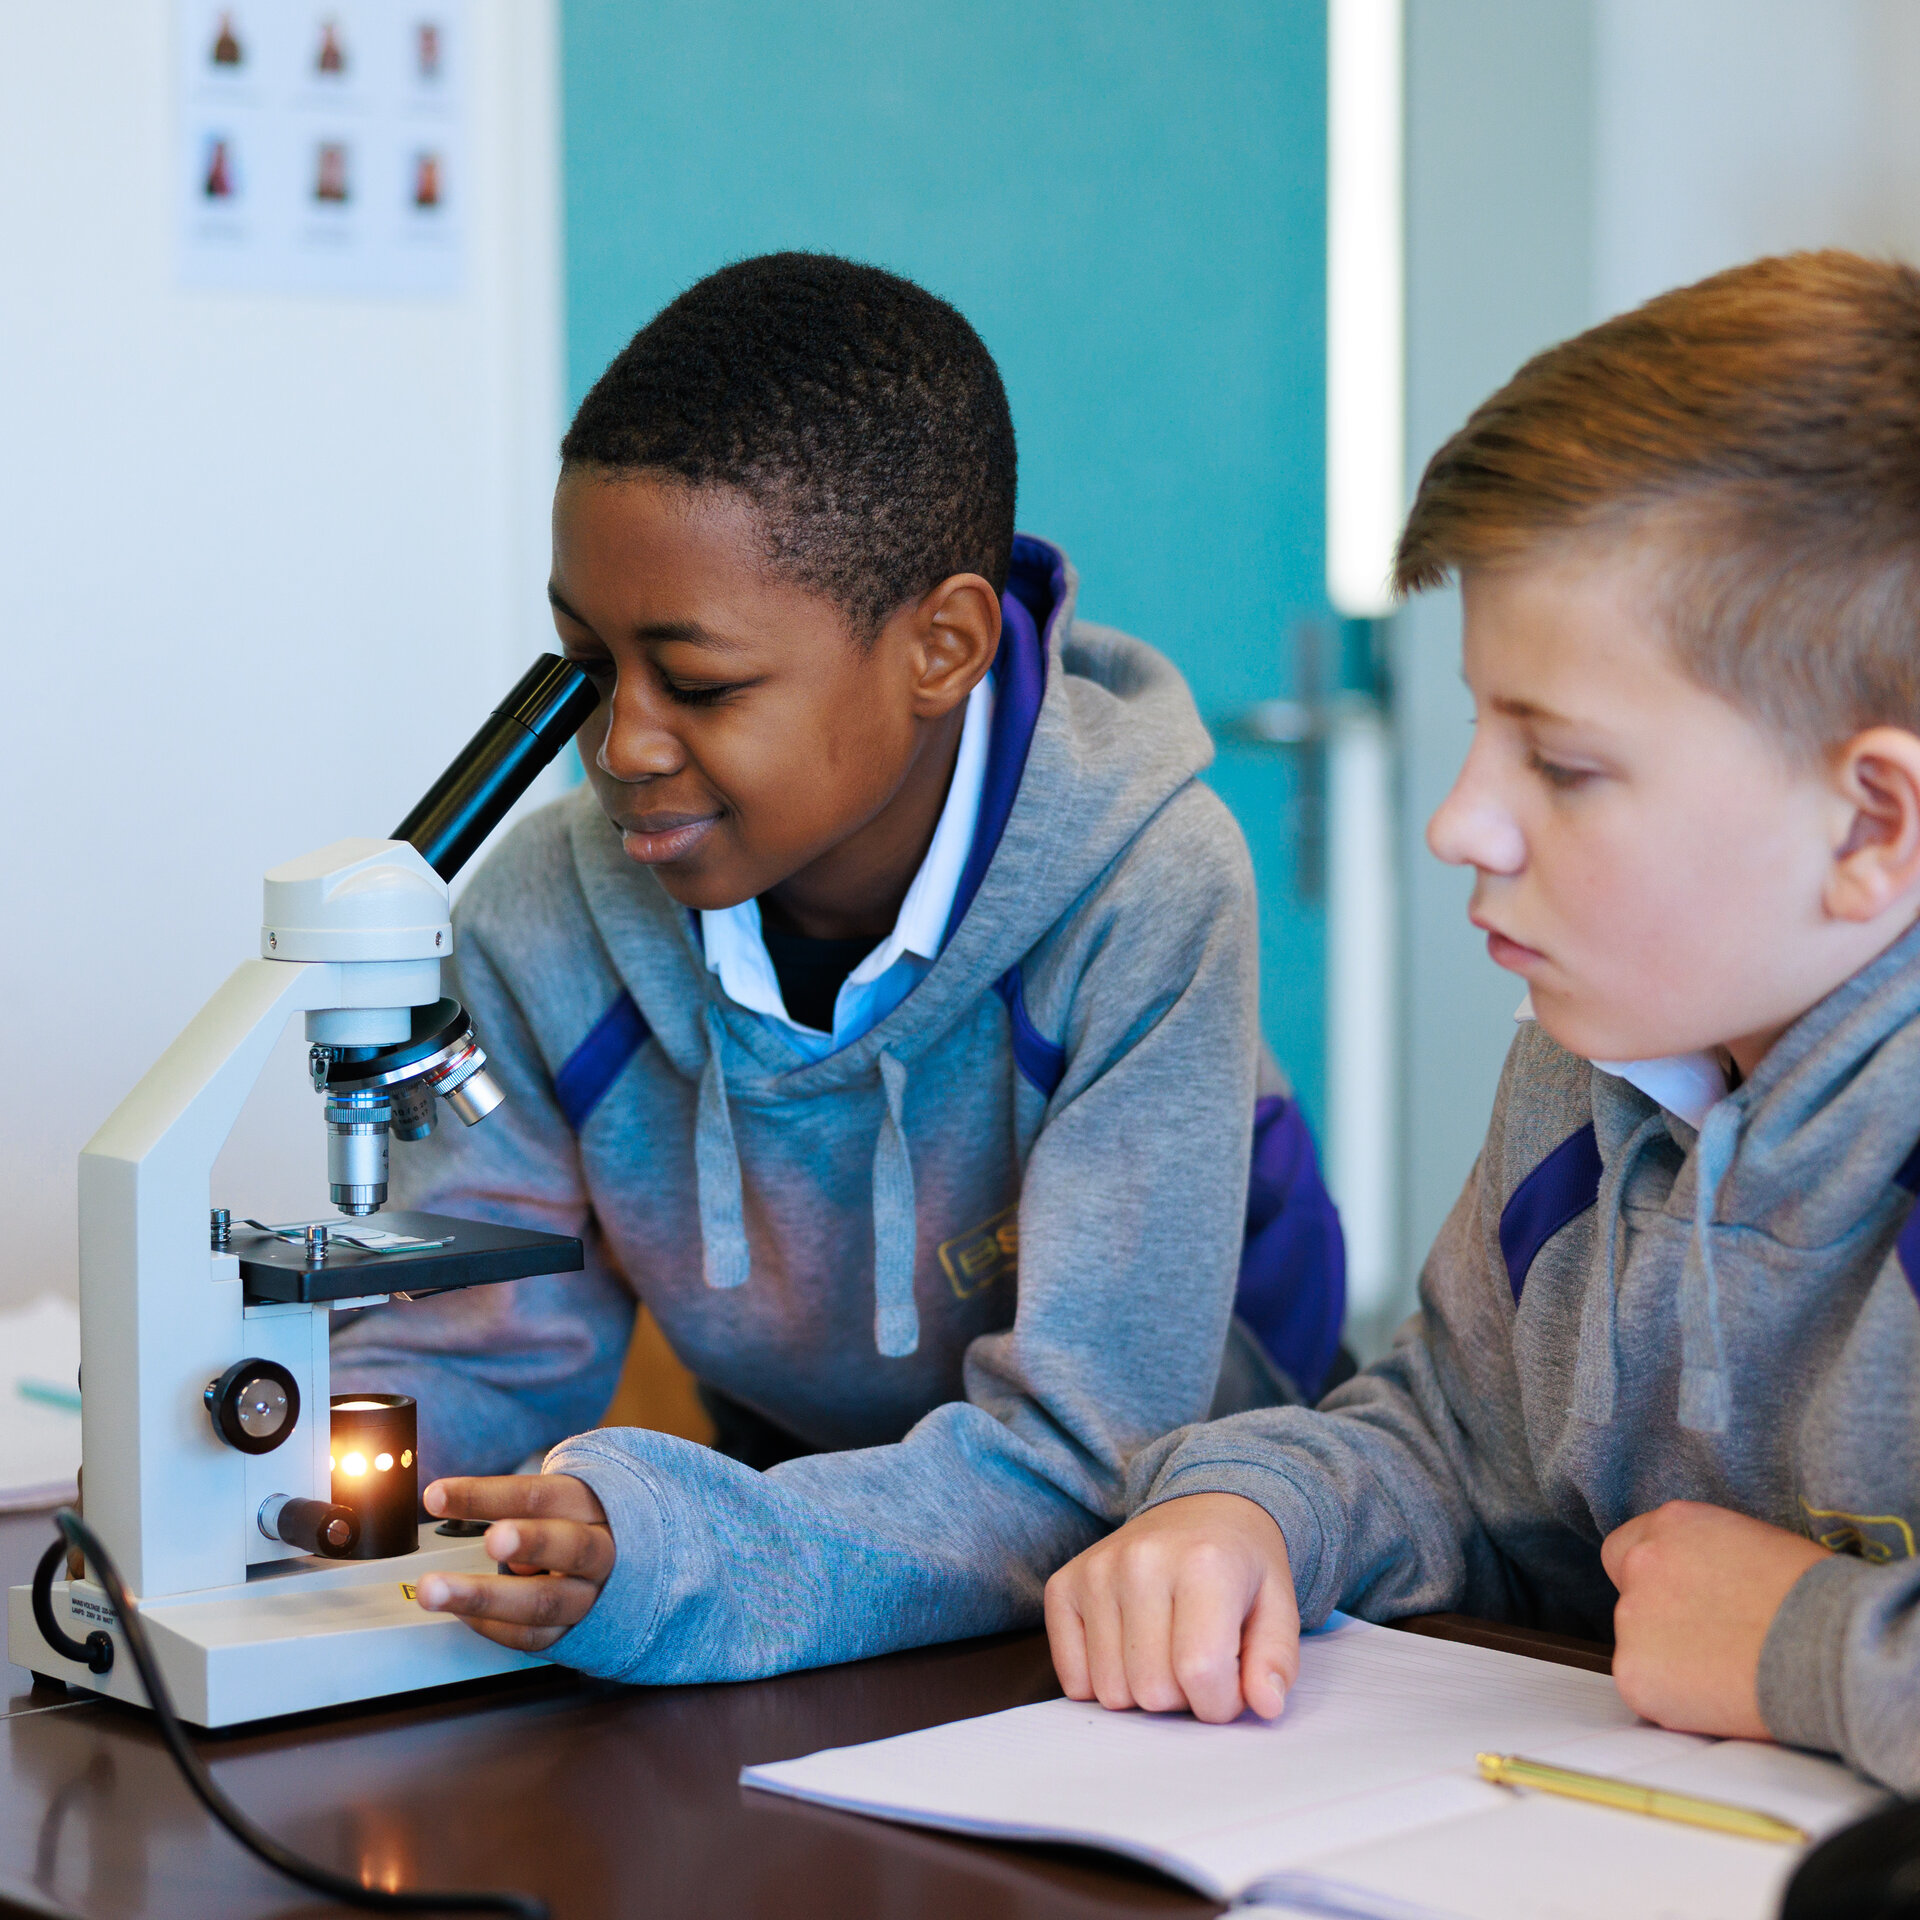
[541,1404,1108,1683]
[1759,1551,1920,1791]
[1129,1171,1541,1628]
[1127,1368,1488,1628]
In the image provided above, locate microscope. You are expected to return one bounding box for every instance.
[8,657,599,1727]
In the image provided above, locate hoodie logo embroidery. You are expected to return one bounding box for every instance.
[1800,1501,1916,1563]
[939,1207,1018,1299]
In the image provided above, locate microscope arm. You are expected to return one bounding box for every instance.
[79,957,440,1600]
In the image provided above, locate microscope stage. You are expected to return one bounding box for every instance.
[235,1210,583,1304]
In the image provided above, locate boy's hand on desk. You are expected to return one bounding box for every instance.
[1044,1493,1299,1723]
[415,1474,614,1652]
[1602,1500,1829,1739]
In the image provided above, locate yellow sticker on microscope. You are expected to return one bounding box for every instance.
[400,1582,418,1600]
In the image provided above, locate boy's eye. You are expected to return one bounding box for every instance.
[562,651,617,686]
[660,676,743,709]
[1527,750,1594,792]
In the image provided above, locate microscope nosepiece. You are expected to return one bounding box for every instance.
[312,998,506,1215]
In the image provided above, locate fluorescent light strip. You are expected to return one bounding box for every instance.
[1327,0,1405,619]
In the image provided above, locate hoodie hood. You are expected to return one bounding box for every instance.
[562,533,1219,1353]
[1571,914,1920,1432]
[569,533,1212,1094]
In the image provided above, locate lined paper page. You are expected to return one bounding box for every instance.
[1272,1738,1883,1920]
[746,1619,1647,1898]
[744,1619,1882,1916]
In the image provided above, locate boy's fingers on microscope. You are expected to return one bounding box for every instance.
[462,1619,574,1654]
[484,1516,616,1582]
[425,1473,608,1524]
[416,1569,599,1631]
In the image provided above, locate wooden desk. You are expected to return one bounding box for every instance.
[0,1507,1612,1920]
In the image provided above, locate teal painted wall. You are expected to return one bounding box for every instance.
[560,1,1331,1123]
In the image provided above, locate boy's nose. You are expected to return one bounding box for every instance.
[1427,766,1526,875]
[596,694,685,783]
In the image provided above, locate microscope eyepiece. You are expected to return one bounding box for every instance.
[392,654,598,882]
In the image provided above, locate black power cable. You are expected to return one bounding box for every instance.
[38,1507,549,1920]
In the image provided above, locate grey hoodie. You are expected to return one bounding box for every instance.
[332,537,1268,1682]
[1133,916,1920,1790]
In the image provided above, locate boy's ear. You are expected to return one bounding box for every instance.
[904,573,1001,718]
[1827,726,1920,924]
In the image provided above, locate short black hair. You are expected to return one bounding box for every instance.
[561,252,1018,639]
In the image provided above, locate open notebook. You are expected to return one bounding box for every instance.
[742,1618,1885,1920]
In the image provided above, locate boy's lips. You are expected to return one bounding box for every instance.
[1471,912,1546,971]
[616,812,719,865]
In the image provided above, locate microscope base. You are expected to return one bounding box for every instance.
[8,1525,548,1727]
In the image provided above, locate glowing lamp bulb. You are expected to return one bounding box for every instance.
[329,1391,419,1560]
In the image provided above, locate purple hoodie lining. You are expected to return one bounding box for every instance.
[940,532,1063,950]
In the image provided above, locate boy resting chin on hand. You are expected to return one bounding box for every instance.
[1048,250,1920,1791]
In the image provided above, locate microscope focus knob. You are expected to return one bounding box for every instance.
[204,1358,301,1455]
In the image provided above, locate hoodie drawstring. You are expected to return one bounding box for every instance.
[1678,1099,1741,1433]
[1572,1095,1741,1432]
[693,1012,920,1355]
[694,1006,751,1290]
[871,1052,920,1357]
[1572,1109,1665,1425]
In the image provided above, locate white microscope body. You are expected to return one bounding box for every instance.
[7,659,595,1726]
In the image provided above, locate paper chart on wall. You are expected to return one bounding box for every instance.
[177,2,467,297]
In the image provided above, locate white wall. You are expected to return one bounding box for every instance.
[0,1,562,1312]
[1595,0,1920,314]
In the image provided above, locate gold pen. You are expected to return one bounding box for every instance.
[1475,1752,1810,1845]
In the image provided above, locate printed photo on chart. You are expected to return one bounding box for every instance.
[209,10,246,69]
[200,133,240,201]
[313,16,348,79]
[312,139,351,204]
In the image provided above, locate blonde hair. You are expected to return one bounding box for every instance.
[1395,250,1920,756]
